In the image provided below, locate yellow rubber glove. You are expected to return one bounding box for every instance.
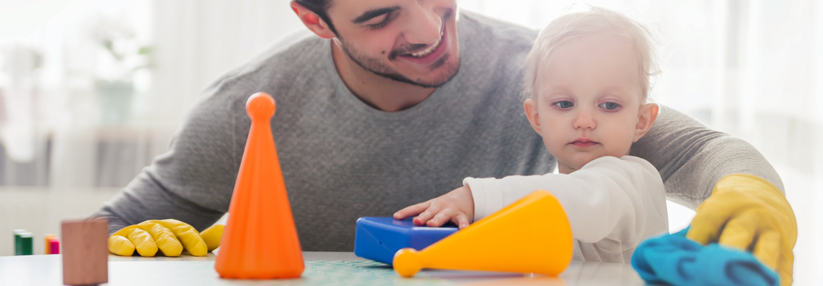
[108,219,224,257]
[687,174,797,286]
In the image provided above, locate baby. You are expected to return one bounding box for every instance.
[394,7,668,263]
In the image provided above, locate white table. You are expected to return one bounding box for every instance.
[0,252,645,285]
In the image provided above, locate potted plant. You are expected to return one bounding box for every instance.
[91,16,151,126]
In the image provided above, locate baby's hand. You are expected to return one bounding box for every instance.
[393,186,474,229]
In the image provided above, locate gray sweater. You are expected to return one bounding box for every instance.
[92,12,783,251]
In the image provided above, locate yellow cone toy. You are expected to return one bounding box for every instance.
[393,190,573,277]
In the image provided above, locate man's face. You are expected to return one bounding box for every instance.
[325,0,460,88]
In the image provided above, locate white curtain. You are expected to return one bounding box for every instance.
[148,0,304,127]
[0,0,304,188]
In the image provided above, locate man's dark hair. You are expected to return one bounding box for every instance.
[295,0,338,35]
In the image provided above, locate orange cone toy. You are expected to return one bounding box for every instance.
[393,190,573,277]
[214,92,304,279]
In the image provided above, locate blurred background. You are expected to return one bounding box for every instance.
[0,0,819,283]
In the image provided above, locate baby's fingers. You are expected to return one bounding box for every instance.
[427,210,456,227]
[414,204,442,226]
[454,214,470,229]
[394,201,432,220]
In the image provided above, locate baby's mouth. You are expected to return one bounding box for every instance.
[569,140,599,148]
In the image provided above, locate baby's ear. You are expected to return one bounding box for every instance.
[633,103,659,142]
[524,99,543,136]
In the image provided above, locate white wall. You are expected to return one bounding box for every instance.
[0,188,121,256]
[147,0,306,127]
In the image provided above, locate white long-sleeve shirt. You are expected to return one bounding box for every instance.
[464,155,668,263]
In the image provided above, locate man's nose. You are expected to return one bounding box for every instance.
[403,3,442,45]
[573,109,596,130]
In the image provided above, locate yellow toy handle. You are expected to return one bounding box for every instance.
[393,248,422,277]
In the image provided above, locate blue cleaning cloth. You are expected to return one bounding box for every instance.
[631,227,779,286]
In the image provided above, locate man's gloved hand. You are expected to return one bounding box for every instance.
[687,174,797,286]
[108,219,224,257]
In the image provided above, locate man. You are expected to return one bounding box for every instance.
[94,0,796,284]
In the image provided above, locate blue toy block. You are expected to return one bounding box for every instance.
[354,217,458,265]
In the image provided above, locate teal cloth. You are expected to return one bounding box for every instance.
[631,227,778,286]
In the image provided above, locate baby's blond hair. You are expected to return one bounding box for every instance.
[523,7,659,103]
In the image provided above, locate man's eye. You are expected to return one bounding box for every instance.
[367,11,397,30]
[553,101,574,109]
[599,102,621,110]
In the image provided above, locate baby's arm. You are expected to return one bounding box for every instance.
[467,156,667,246]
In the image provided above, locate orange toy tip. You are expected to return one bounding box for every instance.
[246,92,276,120]
[393,248,422,277]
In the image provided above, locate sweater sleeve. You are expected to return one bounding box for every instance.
[465,156,667,247]
[629,106,784,209]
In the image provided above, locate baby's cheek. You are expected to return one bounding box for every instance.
[542,138,564,156]
[605,127,636,156]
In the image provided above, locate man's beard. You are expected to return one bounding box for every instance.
[338,39,460,89]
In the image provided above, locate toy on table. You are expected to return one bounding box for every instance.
[61,219,108,286]
[13,229,33,255]
[354,217,458,265]
[13,230,22,255]
[45,234,54,254]
[214,92,305,279]
[393,190,573,277]
[632,227,779,286]
[48,236,60,254]
[44,234,60,254]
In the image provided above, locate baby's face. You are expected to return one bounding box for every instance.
[525,34,652,174]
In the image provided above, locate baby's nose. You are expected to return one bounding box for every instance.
[573,112,596,129]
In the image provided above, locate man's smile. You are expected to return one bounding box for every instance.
[407,29,444,58]
[394,10,451,65]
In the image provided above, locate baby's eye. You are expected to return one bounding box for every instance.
[552,101,574,109]
[599,102,621,111]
